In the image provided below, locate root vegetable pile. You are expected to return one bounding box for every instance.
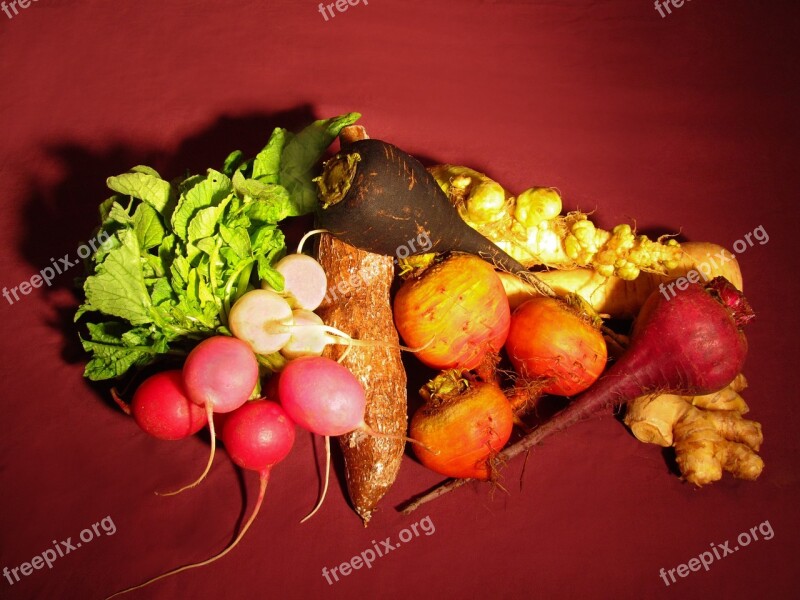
[73,116,767,596]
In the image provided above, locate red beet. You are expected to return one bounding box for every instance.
[514,276,754,445]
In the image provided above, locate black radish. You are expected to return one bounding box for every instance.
[315,139,554,296]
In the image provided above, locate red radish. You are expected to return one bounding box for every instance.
[393,253,511,371]
[222,401,296,470]
[107,400,295,598]
[505,297,607,396]
[129,371,207,440]
[400,277,755,513]
[160,336,259,495]
[410,371,514,480]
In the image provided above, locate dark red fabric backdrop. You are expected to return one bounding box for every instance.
[1,1,798,599]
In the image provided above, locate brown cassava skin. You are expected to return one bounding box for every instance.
[500,242,742,317]
[316,233,407,525]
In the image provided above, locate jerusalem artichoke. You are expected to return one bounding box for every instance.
[429,164,682,279]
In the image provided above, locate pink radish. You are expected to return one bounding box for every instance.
[279,356,368,436]
[160,336,259,495]
[128,371,207,440]
[278,356,426,521]
[107,400,295,598]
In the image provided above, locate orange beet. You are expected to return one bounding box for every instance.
[394,254,511,371]
[505,297,607,396]
[410,372,513,480]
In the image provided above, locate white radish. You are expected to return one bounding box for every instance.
[231,290,414,360]
[280,310,328,359]
[229,289,293,355]
[262,229,329,311]
[269,253,328,311]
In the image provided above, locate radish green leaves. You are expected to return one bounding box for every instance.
[76,113,359,380]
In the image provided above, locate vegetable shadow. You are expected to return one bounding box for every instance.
[19,104,320,403]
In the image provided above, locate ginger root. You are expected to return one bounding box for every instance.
[624,375,764,485]
[429,164,682,280]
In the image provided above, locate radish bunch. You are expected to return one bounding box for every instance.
[231,230,374,360]
[110,235,415,594]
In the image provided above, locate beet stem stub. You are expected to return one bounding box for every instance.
[315,139,555,297]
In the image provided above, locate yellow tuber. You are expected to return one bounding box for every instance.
[499,241,743,318]
[429,164,682,280]
[624,375,764,485]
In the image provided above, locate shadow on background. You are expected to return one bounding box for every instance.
[20,104,318,364]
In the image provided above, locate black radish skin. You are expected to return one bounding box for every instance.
[315,139,554,296]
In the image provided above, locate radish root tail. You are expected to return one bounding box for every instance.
[107,470,270,599]
[297,229,330,255]
[156,403,216,496]
[300,435,331,523]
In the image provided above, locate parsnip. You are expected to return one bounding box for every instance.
[500,242,742,318]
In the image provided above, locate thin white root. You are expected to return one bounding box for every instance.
[156,403,216,497]
[317,324,430,353]
[296,229,330,255]
[360,424,437,454]
[107,471,269,599]
[300,435,331,524]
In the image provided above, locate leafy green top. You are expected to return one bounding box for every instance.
[75,113,359,380]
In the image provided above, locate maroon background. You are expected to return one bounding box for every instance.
[1,1,798,599]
